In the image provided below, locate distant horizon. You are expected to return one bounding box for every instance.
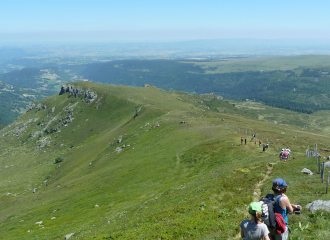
[1,37,330,45]
[2,1,330,43]
[1,32,330,44]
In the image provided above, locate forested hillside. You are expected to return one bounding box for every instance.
[0,67,73,125]
[1,57,330,126]
[73,60,330,114]
[0,80,63,125]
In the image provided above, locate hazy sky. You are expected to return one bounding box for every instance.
[1,0,330,42]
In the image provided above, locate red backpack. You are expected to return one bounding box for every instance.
[275,213,286,234]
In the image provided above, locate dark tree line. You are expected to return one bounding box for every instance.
[74,60,330,114]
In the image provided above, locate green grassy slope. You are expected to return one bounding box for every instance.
[0,82,329,239]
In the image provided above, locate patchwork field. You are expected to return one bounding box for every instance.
[192,55,330,74]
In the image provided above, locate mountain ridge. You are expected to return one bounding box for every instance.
[0,82,329,239]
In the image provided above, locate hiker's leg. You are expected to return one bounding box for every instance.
[274,227,288,240]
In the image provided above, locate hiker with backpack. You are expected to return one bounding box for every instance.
[270,179,302,240]
[240,202,270,240]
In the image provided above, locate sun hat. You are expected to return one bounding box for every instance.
[273,179,287,189]
[249,202,262,214]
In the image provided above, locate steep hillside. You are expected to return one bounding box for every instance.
[0,82,329,239]
[0,80,55,125]
[0,68,76,125]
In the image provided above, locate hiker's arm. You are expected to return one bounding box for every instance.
[281,197,293,213]
[263,235,270,240]
[291,204,302,210]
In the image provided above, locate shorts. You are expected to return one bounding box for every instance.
[274,226,288,240]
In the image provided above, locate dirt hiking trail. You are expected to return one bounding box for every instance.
[234,166,273,239]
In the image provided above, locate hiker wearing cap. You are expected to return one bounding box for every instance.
[240,202,270,240]
[271,179,302,240]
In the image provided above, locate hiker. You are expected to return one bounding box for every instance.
[262,144,269,151]
[252,134,255,141]
[245,139,247,145]
[270,179,302,240]
[279,149,284,160]
[241,138,244,144]
[285,148,291,157]
[282,151,288,161]
[259,140,262,147]
[240,202,270,240]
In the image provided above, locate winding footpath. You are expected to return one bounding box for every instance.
[234,166,273,239]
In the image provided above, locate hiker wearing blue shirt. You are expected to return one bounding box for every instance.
[271,179,302,240]
[240,202,270,240]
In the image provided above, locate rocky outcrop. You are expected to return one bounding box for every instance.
[115,147,122,153]
[60,84,97,102]
[84,88,98,103]
[75,87,84,98]
[33,131,43,138]
[65,233,75,239]
[134,107,141,118]
[27,104,35,111]
[324,161,330,168]
[59,84,69,95]
[301,168,313,175]
[26,103,47,112]
[306,200,330,212]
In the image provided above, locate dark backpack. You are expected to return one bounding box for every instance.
[258,194,277,230]
[259,194,285,233]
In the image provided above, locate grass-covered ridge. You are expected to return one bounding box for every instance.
[0,82,329,239]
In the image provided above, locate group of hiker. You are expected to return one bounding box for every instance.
[241,134,268,151]
[279,148,291,161]
[240,178,301,240]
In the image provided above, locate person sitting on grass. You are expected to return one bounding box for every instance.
[240,202,270,240]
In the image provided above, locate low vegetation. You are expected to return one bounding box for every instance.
[0,82,329,239]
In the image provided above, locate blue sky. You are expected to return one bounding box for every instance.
[1,0,330,42]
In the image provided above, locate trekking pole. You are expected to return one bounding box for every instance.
[319,157,321,174]
[327,172,330,194]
